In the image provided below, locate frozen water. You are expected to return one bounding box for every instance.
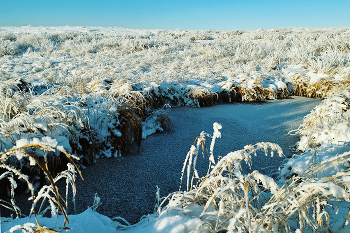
[71,97,321,224]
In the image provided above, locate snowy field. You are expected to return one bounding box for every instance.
[1,26,350,232]
[55,97,321,224]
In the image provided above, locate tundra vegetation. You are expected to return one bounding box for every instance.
[1,26,350,232]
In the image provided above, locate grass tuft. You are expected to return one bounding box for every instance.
[0,142,82,231]
[156,122,350,232]
[116,108,142,153]
[188,87,218,107]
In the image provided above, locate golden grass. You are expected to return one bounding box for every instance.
[262,88,277,100]
[306,78,337,98]
[289,75,349,98]
[237,84,265,102]
[158,123,350,232]
[116,91,147,118]
[188,87,218,107]
[289,75,309,97]
[277,87,289,99]
[0,143,82,231]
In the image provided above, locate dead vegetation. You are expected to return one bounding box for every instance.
[187,87,218,107]
[218,82,241,103]
[289,75,309,97]
[0,142,82,232]
[288,74,350,98]
[115,108,142,154]
[237,84,266,102]
[155,123,350,232]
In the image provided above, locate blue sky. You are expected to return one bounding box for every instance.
[1,0,349,30]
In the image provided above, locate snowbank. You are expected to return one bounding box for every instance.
[1,26,350,232]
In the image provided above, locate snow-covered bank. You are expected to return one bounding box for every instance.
[1,208,118,233]
[58,97,319,224]
[1,26,350,232]
[0,26,349,166]
[281,91,350,181]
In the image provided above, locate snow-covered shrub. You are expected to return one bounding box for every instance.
[0,78,30,121]
[277,91,350,182]
[288,74,310,97]
[150,123,350,232]
[307,49,350,75]
[187,86,218,107]
[0,40,23,56]
[237,80,267,102]
[306,78,338,98]
[218,81,240,102]
[294,92,350,152]
[142,105,173,139]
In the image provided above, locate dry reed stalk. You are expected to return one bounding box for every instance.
[262,88,277,100]
[237,85,266,102]
[188,87,218,107]
[0,143,82,231]
[341,76,350,88]
[289,75,310,97]
[277,87,289,99]
[161,123,350,232]
[306,78,337,98]
[260,152,350,232]
[173,124,285,231]
[219,83,241,103]
[142,87,164,110]
[115,108,142,153]
[116,91,147,118]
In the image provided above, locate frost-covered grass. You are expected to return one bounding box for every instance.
[0,139,82,232]
[3,122,350,232]
[1,26,350,232]
[0,26,349,161]
[149,123,350,232]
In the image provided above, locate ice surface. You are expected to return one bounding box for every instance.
[1,26,350,232]
[65,97,320,225]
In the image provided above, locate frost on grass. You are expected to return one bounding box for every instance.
[3,117,350,232]
[1,26,350,171]
[295,91,350,152]
[1,26,350,232]
[0,142,83,233]
[131,123,350,233]
[283,90,350,180]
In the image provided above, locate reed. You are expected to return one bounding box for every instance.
[156,122,350,232]
[0,142,82,232]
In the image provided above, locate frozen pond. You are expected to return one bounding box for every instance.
[71,96,321,224]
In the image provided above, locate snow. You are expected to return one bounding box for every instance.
[2,209,118,233]
[1,26,350,232]
[124,207,207,233]
[1,207,209,233]
[0,26,153,37]
[15,136,71,153]
[65,97,319,225]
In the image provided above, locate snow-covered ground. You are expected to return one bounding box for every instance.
[57,97,320,224]
[1,26,350,232]
[0,97,322,233]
